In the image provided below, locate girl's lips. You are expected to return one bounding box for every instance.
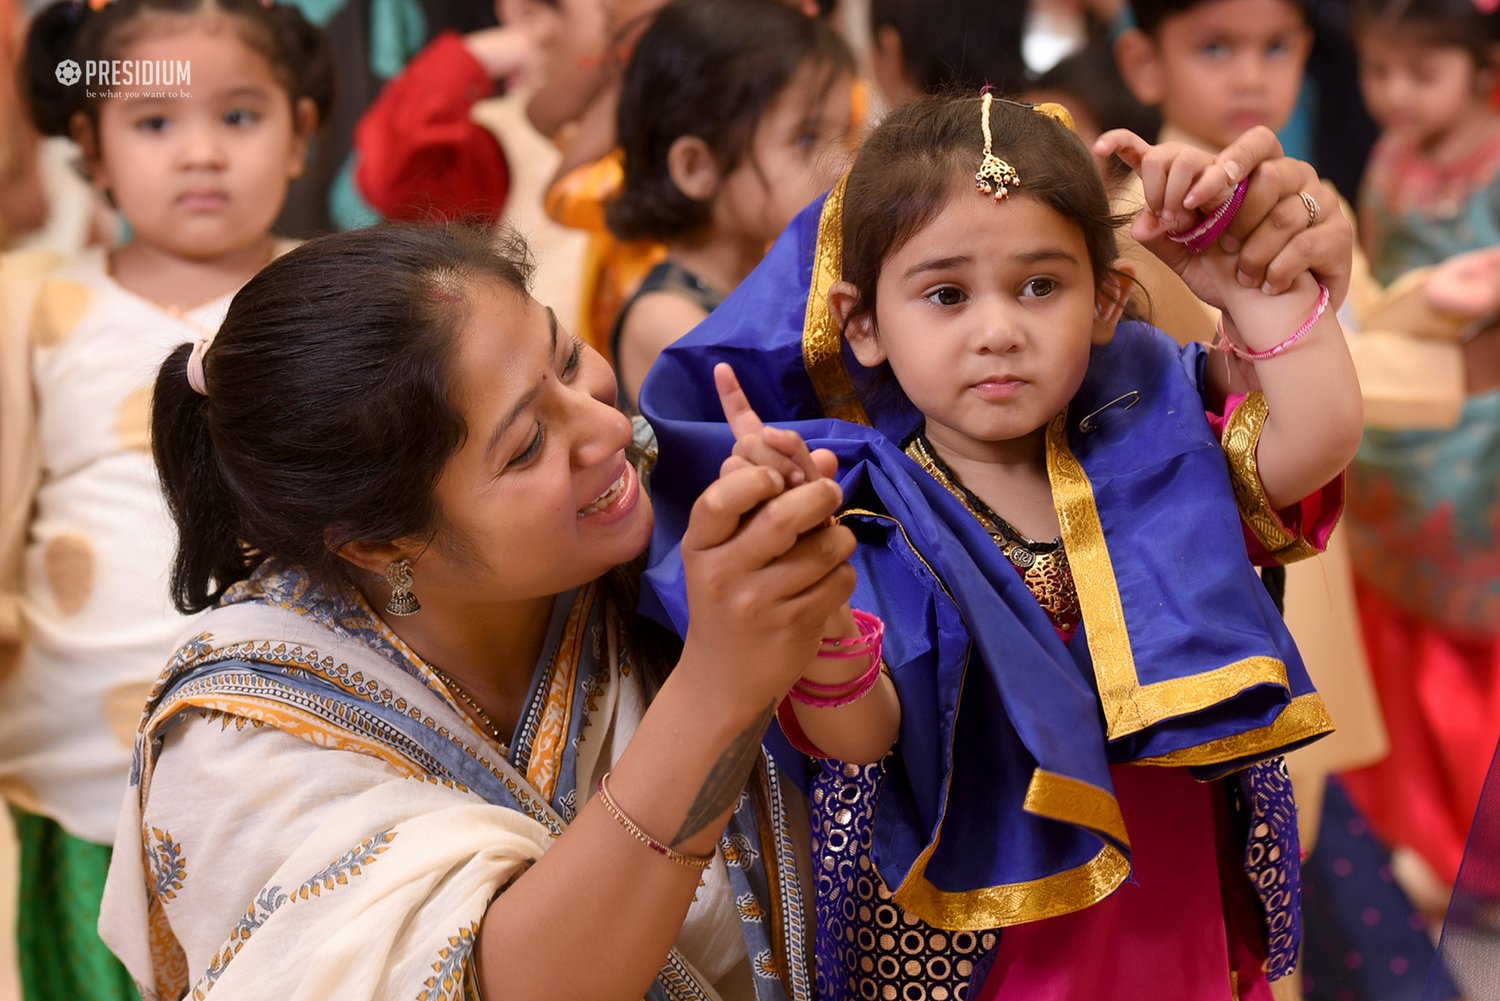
[179,192,228,210]
[971,377,1026,400]
[577,462,639,524]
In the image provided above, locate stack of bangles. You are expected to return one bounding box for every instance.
[1166,178,1249,254]
[787,608,887,709]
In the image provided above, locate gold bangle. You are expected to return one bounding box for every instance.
[596,771,715,871]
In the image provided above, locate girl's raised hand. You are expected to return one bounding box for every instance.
[1096,127,1353,307]
[714,363,837,485]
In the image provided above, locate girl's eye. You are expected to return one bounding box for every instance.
[1266,39,1291,58]
[224,109,259,127]
[926,286,965,307]
[1021,277,1057,298]
[136,116,169,133]
[509,424,545,468]
[1201,40,1230,59]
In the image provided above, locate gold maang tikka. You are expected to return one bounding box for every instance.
[974,92,1022,202]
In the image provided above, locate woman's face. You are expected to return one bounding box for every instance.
[412,280,652,604]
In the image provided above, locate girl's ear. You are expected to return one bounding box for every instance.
[870,24,920,108]
[69,111,106,189]
[830,280,885,367]
[1092,262,1137,345]
[286,97,319,180]
[667,135,721,202]
[1113,29,1165,108]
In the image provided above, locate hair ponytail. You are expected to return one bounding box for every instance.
[152,343,255,613]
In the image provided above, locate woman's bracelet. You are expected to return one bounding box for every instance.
[596,772,715,871]
[1214,282,1330,362]
[1167,178,1249,254]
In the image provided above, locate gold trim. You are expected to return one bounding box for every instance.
[1045,414,1293,739]
[1023,769,1130,847]
[801,174,872,426]
[1220,391,1321,564]
[1135,692,1335,768]
[891,840,1130,930]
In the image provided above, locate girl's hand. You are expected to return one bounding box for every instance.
[678,379,856,706]
[1096,127,1353,308]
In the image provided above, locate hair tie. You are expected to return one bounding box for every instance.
[186,338,212,396]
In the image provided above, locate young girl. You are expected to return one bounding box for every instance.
[639,95,1362,999]
[605,0,854,409]
[1355,0,1500,287]
[0,0,331,993]
[1340,0,1500,916]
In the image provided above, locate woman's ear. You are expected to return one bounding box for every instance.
[830,280,885,367]
[1113,29,1166,108]
[332,534,408,578]
[667,135,721,202]
[1092,262,1138,345]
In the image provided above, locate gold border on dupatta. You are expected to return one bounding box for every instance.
[801,174,874,427]
[1024,769,1131,847]
[1135,692,1335,768]
[891,837,1131,931]
[1045,413,1294,742]
[1220,391,1323,564]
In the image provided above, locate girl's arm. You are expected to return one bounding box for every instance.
[713,364,901,765]
[479,451,855,997]
[1098,129,1364,509]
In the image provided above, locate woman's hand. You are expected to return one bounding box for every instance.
[677,366,856,708]
[1095,127,1354,309]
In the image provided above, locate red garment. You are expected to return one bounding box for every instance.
[354,31,510,223]
[980,766,1272,1001]
[1341,584,1500,886]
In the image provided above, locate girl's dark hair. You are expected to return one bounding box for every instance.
[869,0,1029,95]
[21,0,335,138]
[152,224,532,614]
[839,94,1130,330]
[1131,0,1308,36]
[606,0,854,242]
[1351,0,1500,67]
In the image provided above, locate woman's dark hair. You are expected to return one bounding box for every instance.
[606,0,854,242]
[1130,0,1308,36]
[152,224,533,614]
[21,0,335,138]
[838,94,1130,331]
[869,0,1029,95]
[1351,0,1500,68]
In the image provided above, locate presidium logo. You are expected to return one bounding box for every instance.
[54,58,191,98]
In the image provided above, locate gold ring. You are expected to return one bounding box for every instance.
[1298,191,1321,228]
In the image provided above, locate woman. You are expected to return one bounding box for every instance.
[98,224,853,1001]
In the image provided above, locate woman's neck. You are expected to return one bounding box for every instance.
[109,236,279,313]
[376,591,558,742]
[666,227,764,297]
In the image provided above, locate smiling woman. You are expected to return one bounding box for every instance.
[96,223,856,1001]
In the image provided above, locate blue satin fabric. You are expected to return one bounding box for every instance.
[639,193,1324,908]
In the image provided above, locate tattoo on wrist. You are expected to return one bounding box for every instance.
[670,701,775,846]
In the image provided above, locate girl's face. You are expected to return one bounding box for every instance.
[1358,28,1488,148]
[414,281,652,606]
[843,191,1117,465]
[715,60,855,248]
[83,21,312,261]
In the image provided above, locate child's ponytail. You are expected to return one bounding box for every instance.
[152,344,254,614]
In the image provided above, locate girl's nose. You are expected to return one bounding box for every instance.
[974,301,1023,354]
[178,123,227,169]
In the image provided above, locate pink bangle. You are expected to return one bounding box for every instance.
[1215,282,1330,361]
[1167,178,1249,254]
[818,609,884,652]
[788,656,885,709]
